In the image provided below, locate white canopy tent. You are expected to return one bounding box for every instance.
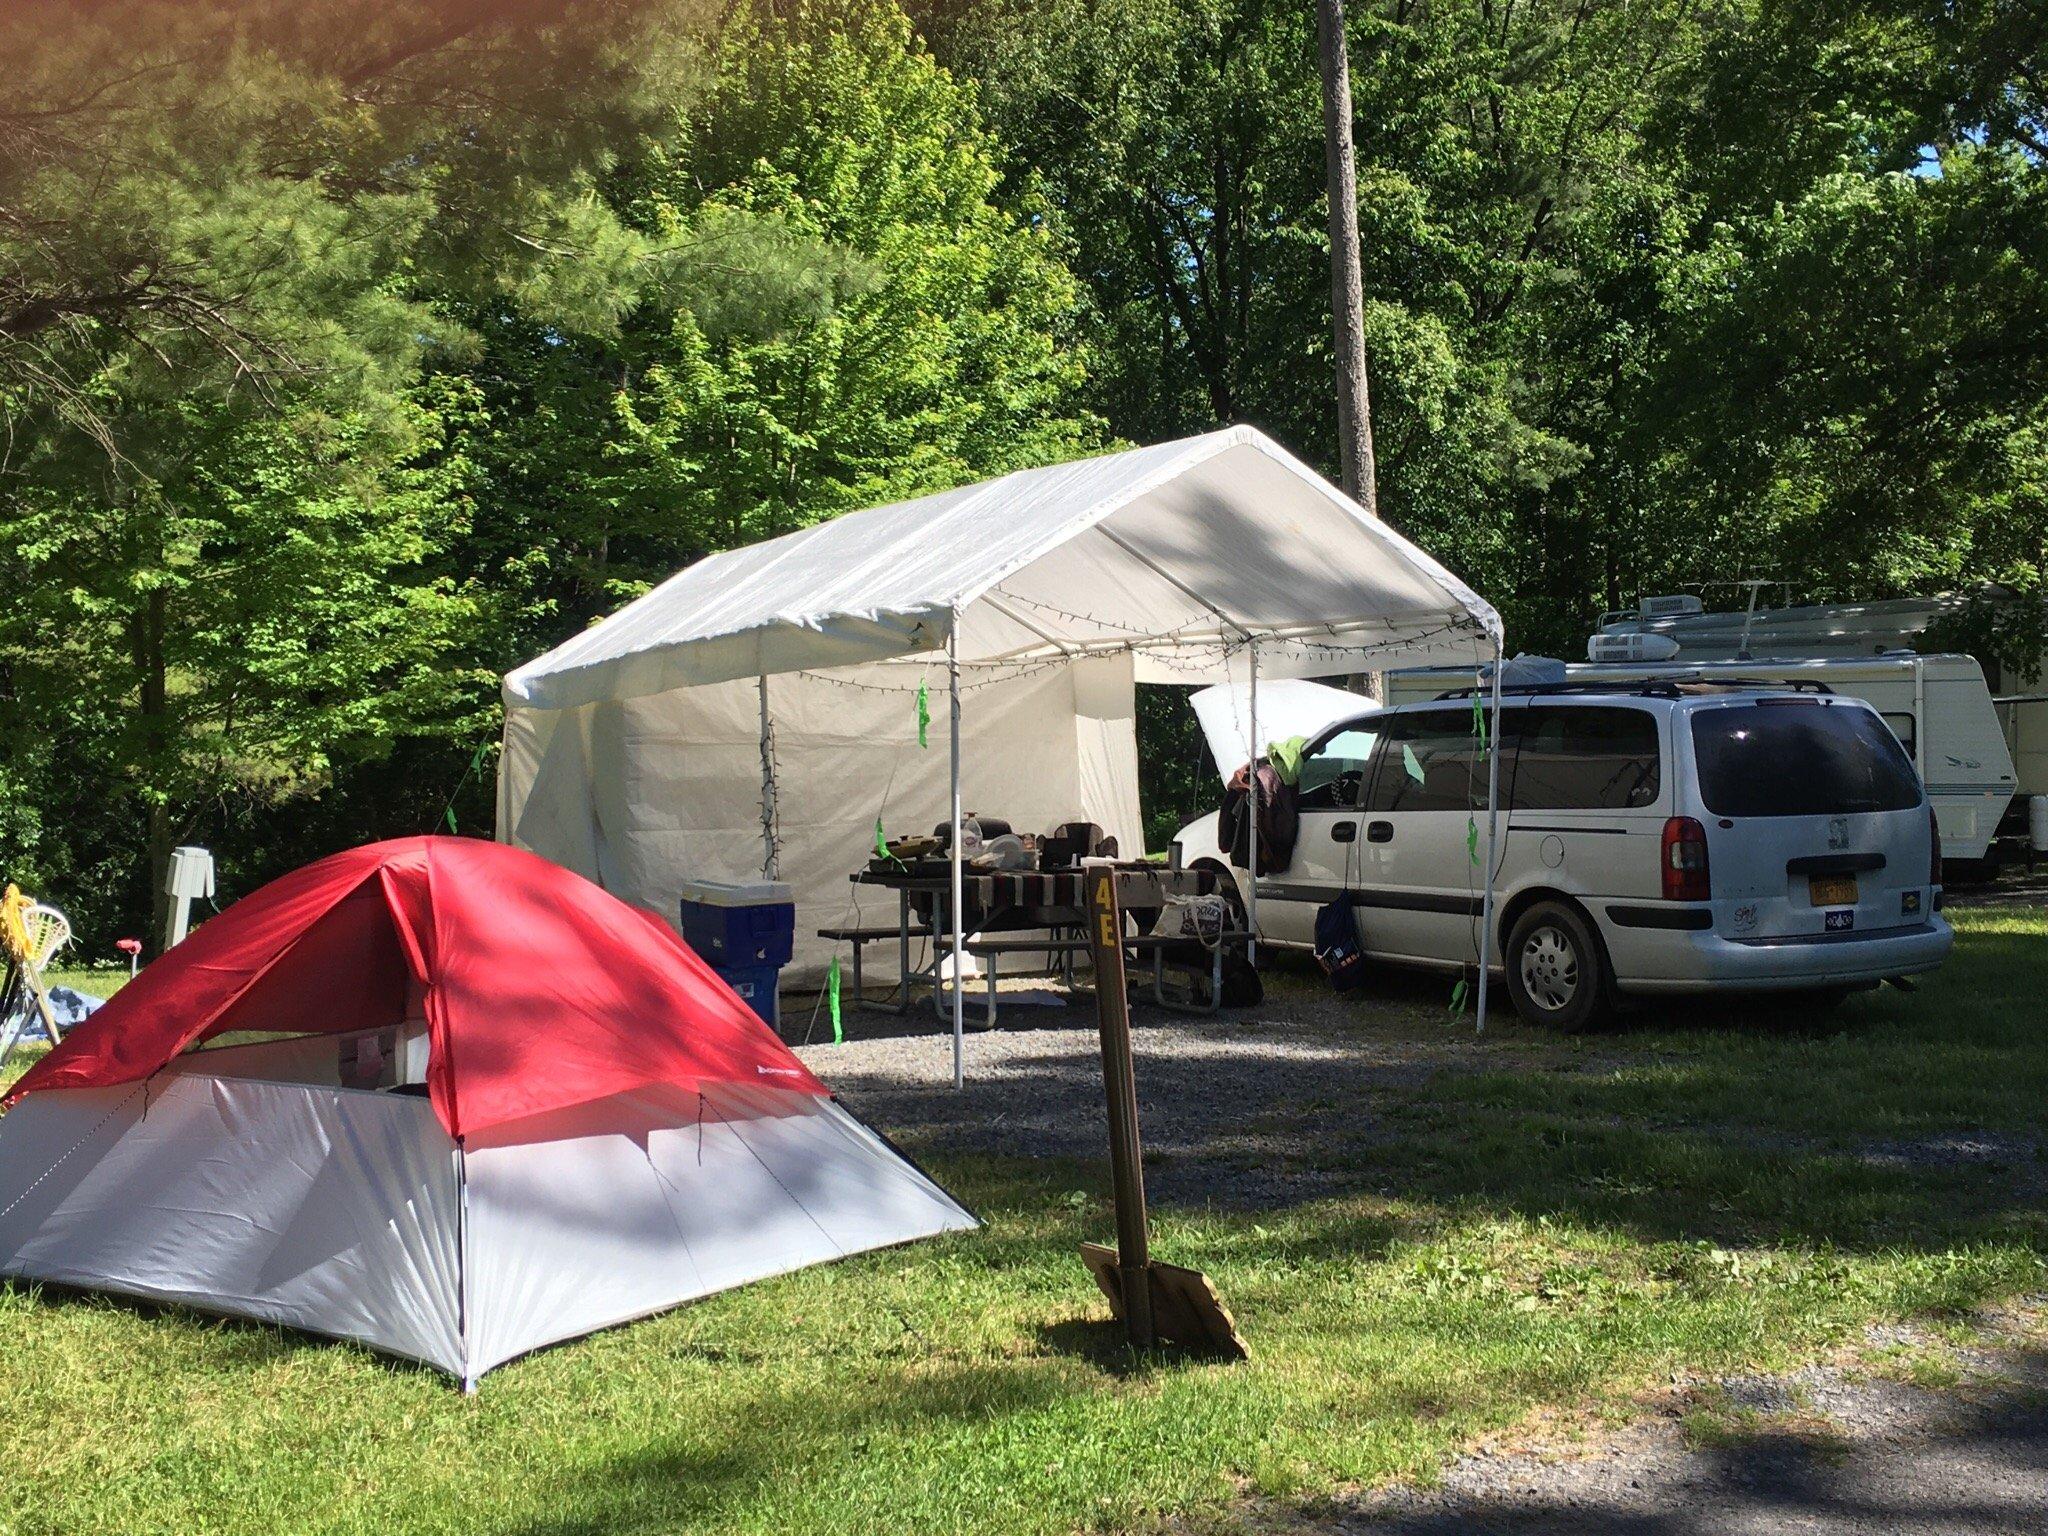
[501,426,1507,1079]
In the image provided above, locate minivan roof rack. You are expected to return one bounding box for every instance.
[1430,675,1836,701]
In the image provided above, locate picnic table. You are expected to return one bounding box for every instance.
[825,861,1243,1023]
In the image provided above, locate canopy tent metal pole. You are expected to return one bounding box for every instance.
[757,674,780,880]
[1246,640,1260,965]
[1474,642,1505,1033]
[948,618,965,1089]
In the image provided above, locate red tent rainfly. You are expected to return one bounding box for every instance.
[6,836,826,1135]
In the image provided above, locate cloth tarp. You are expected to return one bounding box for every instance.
[4,837,826,1137]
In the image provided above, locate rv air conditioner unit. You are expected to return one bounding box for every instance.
[1637,594,1705,620]
[1588,633,1682,664]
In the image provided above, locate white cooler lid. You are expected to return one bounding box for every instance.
[678,877,795,907]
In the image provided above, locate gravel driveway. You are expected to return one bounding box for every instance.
[792,962,1498,1208]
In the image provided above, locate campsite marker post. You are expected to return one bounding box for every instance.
[1083,859,1155,1348]
[1078,861,1247,1360]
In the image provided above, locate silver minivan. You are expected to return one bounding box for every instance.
[1171,680,1953,1028]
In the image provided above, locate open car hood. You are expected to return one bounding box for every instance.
[1190,679,1377,782]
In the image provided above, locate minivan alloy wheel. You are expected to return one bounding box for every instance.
[1518,925,1580,1011]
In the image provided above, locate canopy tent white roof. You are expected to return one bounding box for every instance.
[504,426,1501,709]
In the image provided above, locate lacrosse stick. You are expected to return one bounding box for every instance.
[0,887,69,1066]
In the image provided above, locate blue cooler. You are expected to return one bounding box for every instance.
[679,877,795,1028]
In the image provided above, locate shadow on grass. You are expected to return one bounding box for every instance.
[495,1356,1088,1536]
[844,911,2048,1261]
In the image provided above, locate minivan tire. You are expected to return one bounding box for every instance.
[1504,900,1611,1032]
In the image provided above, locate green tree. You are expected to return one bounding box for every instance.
[0,0,717,942]
[920,0,2046,662]
[449,0,1103,663]
[914,0,1716,630]
[1609,2,2048,667]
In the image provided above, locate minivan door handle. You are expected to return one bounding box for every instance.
[1366,820,1393,844]
[1330,820,1359,843]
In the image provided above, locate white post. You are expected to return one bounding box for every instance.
[1246,640,1260,965]
[1474,644,1506,1033]
[948,619,965,1089]
[757,674,779,880]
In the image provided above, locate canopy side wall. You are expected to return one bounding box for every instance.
[499,657,1142,984]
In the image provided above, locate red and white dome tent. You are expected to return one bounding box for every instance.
[0,837,974,1389]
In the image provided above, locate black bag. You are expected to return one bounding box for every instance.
[1313,899,1367,992]
[1217,761,1299,873]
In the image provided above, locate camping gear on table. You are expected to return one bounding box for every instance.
[930,814,1011,851]
[1041,821,1117,869]
[1218,761,1300,873]
[0,837,974,1389]
[977,834,1034,871]
[678,876,796,1027]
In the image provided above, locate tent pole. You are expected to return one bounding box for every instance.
[948,619,965,1089]
[1246,640,1259,966]
[757,674,779,881]
[1474,641,1505,1034]
[456,1142,476,1395]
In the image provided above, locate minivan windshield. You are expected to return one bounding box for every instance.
[1690,700,1923,817]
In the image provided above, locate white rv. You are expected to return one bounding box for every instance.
[1387,653,2018,865]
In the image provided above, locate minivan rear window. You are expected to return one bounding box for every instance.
[1689,701,1923,817]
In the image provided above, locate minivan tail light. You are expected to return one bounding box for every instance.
[1661,816,1711,901]
[1928,804,1942,888]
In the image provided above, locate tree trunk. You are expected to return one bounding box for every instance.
[1315,0,1378,518]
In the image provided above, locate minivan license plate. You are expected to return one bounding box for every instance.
[1809,875,1858,906]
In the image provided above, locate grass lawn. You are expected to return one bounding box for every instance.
[3,908,2044,1536]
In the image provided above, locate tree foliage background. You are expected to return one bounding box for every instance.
[1,0,2042,948]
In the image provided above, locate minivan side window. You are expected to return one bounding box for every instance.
[1364,710,1480,813]
[1510,706,1661,811]
[1297,724,1380,810]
